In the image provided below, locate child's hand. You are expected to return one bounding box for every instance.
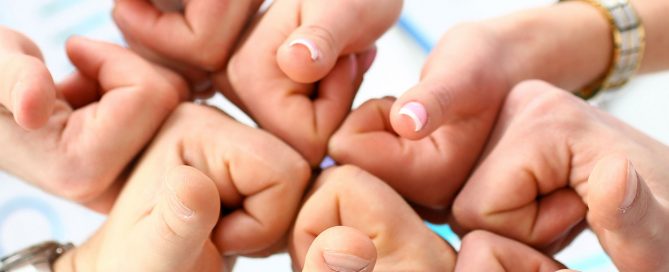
[0,36,188,213]
[113,0,264,91]
[291,165,455,271]
[451,81,669,263]
[214,0,403,166]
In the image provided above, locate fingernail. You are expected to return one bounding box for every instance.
[166,181,194,219]
[620,160,639,211]
[398,101,427,132]
[323,250,370,272]
[289,38,320,61]
[360,47,377,73]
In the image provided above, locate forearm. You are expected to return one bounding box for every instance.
[485,0,669,92]
[633,0,669,73]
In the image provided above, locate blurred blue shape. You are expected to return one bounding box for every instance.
[397,16,433,53]
[0,196,64,255]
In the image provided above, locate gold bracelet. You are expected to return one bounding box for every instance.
[561,0,645,99]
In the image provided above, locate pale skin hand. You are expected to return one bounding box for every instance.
[214,0,402,166]
[113,0,264,93]
[452,80,669,271]
[329,1,669,216]
[455,230,565,272]
[54,103,310,271]
[291,165,456,272]
[0,31,188,213]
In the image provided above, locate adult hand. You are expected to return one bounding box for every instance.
[55,102,310,271]
[291,165,455,271]
[456,230,565,272]
[54,165,227,272]
[0,34,187,213]
[214,0,402,166]
[328,1,616,215]
[452,80,669,258]
[113,0,264,93]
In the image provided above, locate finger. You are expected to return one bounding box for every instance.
[0,32,56,130]
[54,37,187,202]
[139,165,220,271]
[113,0,263,71]
[194,109,312,255]
[276,0,401,83]
[456,230,565,272]
[389,24,509,140]
[290,165,456,271]
[587,154,669,272]
[329,97,486,211]
[302,226,376,272]
[151,0,183,12]
[452,81,588,249]
[236,53,360,166]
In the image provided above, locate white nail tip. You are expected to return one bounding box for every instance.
[399,107,424,132]
[289,38,320,61]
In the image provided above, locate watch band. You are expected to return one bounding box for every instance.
[0,241,73,272]
[561,0,645,99]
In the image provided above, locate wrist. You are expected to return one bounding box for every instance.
[482,2,612,92]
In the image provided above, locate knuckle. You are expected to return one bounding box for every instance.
[301,25,337,54]
[317,165,366,190]
[452,193,487,229]
[460,230,496,248]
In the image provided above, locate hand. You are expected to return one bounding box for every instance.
[55,102,310,271]
[456,230,565,272]
[54,164,227,272]
[0,34,187,212]
[326,2,628,215]
[451,80,669,265]
[113,0,264,92]
[291,165,455,271]
[214,0,402,166]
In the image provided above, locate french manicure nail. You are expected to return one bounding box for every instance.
[323,250,370,272]
[398,101,427,132]
[289,38,320,61]
[620,160,639,211]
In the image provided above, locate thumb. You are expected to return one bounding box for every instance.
[140,165,220,270]
[0,29,56,130]
[276,0,401,83]
[587,154,669,271]
[301,226,377,272]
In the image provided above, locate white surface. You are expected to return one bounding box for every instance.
[1,1,668,271]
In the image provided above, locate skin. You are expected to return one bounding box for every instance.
[292,165,456,271]
[328,0,669,220]
[54,102,310,271]
[0,29,188,213]
[455,230,565,272]
[452,80,669,271]
[213,0,403,166]
[113,0,265,92]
